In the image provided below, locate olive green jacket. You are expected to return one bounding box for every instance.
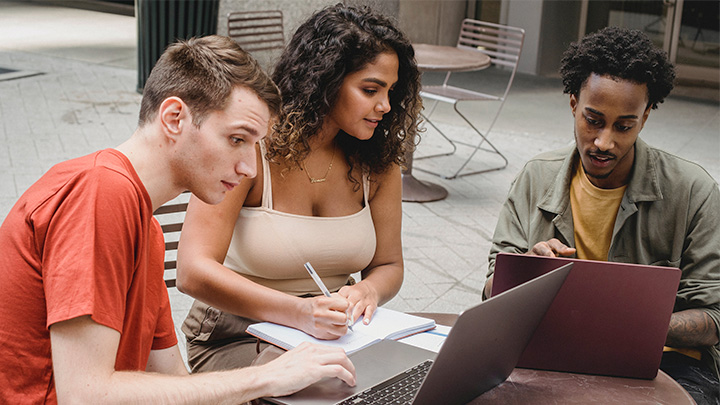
[487,138,720,376]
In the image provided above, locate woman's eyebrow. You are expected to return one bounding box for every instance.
[362,77,388,87]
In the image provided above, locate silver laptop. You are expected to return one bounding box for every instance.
[265,263,572,405]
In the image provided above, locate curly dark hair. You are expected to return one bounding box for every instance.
[560,26,675,110]
[267,3,422,186]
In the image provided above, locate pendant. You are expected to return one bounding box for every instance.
[310,178,327,183]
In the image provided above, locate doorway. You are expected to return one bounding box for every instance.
[582,0,719,84]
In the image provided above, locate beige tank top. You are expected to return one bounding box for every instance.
[223,145,377,296]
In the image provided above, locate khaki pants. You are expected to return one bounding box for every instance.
[182,278,355,373]
[181,300,271,372]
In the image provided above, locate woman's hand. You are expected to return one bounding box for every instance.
[298,294,351,340]
[338,282,380,327]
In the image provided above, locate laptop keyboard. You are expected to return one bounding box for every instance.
[338,359,433,405]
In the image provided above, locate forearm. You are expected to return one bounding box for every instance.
[666,309,719,348]
[177,257,305,325]
[483,274,494,300]
[53,317,278,405]
[64,367,273,405]
[360,262,404,306]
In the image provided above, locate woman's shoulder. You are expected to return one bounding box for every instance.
[367,162,401,202]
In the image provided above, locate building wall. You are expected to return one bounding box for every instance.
[537,0,582,77]
[502,0,582,76]
[218,0,337,71]
[503,0,543,75]
[218,0,469,48]
[398,0,467,46]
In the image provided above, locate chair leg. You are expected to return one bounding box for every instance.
[424,98,441,118]
[448,104,508,179]
[415,112,458,160]
[414,102,508,180]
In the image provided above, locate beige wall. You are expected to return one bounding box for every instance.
[218,0,337,71]
[218,0,468,46]
[398,0,467,46]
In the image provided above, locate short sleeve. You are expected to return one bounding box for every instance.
[42,167,143,332]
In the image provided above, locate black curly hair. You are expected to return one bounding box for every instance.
[267,3,422,187]
[560,26,675,110]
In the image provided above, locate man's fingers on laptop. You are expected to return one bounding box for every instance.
[319,347,357,387]
[293,342,356,386]
[293,344,355,389]
[260,343,356,397]
[530,239,575,257]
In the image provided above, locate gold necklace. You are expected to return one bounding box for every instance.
[301,147,336,184]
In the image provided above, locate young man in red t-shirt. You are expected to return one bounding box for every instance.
[0,35,355,404]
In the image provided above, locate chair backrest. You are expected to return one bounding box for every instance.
[227,10,285,52]
[153,191,191,288]
[457,19,524,69]
[456,19,525,99]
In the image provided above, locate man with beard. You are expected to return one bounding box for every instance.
[483,27,719,404]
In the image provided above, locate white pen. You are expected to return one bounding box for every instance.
[304,262,353,331]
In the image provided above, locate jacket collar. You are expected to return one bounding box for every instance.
[538,138,662,215]
[625,138,663,204]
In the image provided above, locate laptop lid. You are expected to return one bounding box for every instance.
[411,262,572,405]
[492,252,681,379]
[267,262,572,405]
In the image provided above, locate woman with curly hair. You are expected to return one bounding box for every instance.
[177,4,422,372]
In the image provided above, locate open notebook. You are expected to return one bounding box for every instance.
[246,308,436,354]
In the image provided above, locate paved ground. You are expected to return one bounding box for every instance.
[2,1,718,362]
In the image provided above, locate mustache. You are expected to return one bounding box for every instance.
[588,150,616,159]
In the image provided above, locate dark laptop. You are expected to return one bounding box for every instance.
[265,262,572,405]
[492,252,681,379]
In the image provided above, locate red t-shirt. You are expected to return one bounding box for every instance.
[0,149,177,404]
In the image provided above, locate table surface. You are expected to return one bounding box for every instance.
[413,313,695,404]
[413,43,491,72]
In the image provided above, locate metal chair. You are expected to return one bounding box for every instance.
[153,191,191,288]
[227,10,285,52]
[416,19,525,179]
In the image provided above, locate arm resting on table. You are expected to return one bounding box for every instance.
[666,309,719,348]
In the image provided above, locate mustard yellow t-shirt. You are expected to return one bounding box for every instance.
[571,163,702,360]
[570,163,627,261]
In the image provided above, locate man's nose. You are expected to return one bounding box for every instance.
[236,152,257,179]
[594,128,615,151]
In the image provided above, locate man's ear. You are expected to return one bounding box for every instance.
[570,94,578,117]
[640,105,652,129]
[158,97,188,141]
